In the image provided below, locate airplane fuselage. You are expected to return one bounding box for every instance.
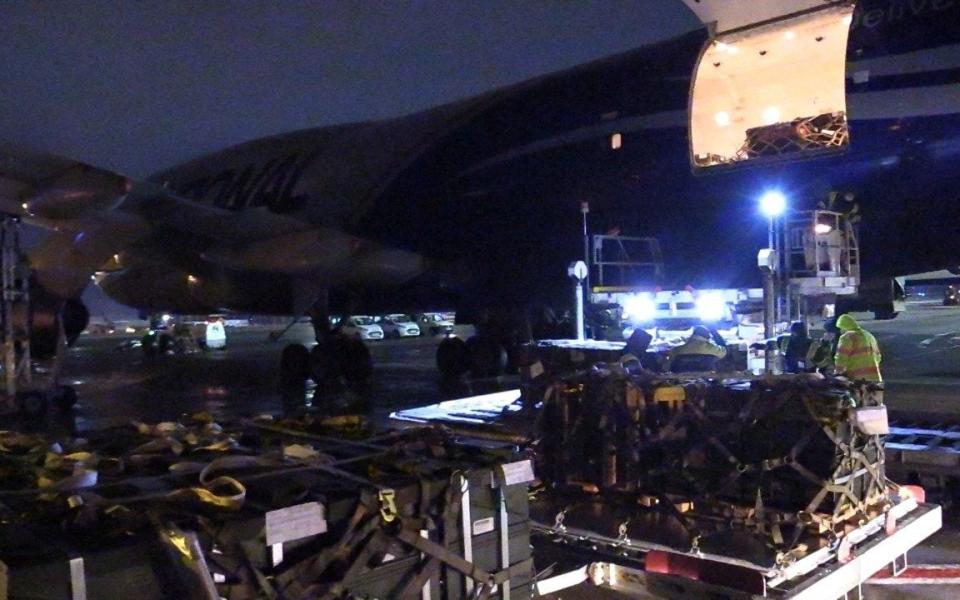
[100,0,960,319]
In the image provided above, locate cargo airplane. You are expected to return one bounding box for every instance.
[1,0,958,382]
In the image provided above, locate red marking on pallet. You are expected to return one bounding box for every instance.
[869,564,960,585]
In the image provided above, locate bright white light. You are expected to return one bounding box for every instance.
[784,31,796,40]
[622,294,656,323]
[763,106,781,125]
[714,111,731,127]
[696,293,727,322]
[843,14,853,26]
[187,274,199,284]
[715,41,739,55]
[759,191,787,218]
[162,314,172,323]
[815,223,833,234]
[610,132,622,150]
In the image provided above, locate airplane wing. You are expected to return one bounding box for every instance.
[0,145,311,297]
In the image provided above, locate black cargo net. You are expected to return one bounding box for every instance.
[531,372,889,569]
[695,112,849,168]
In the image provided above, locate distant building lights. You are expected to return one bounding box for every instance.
[610,132,623,150]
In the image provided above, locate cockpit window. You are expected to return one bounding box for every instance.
[690,5,853,170]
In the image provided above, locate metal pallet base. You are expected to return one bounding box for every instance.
[535,503,941,599]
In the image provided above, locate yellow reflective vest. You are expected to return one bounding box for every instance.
[834,328,882,382]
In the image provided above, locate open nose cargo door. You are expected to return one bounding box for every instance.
[684,1,855,170]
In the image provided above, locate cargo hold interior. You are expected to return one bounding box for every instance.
[690,6,854,168]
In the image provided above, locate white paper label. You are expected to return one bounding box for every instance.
[501,459,535,486]
[265,502,328,546]
[473,517,495,535]
[854,406,889,435]
[527,361,544,379]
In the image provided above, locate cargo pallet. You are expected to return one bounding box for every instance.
[393,388,945,600]
[533,499,941,599]
[0,420,534,600]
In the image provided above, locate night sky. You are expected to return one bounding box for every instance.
[0,1,699,315]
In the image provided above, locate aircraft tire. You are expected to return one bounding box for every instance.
[436,336,469,378]
[53,385,78,411]
[466,336,508,378]
[310,343,339,383]
[339,336,373,384]
[280,343,310,384]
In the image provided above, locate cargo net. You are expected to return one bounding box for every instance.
[0,416,532,600]
[529,371,891,570]
[695,111,849,167]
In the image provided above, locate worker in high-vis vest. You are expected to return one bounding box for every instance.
[834,314,882,382]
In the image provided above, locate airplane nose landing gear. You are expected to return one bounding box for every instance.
[277,297,373,413]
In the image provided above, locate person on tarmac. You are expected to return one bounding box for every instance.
[834,314,882,382]
[622,328,661,372]
[780,321,812,373]
[665,325,727,372]
[806,317,840,374]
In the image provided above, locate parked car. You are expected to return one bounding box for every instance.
[340,316,384,340]
[379,314,421,338]
[414,312,455,336]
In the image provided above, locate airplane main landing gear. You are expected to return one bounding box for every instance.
[436,310,524,381]
[277,298,373,411]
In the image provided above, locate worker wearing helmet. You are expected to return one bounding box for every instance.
[834,314,882,382]
[665,325,727,372]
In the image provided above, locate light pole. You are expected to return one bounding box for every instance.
[568,261,588,341]
[759,190,786,251]
[758,191,787,373]
[580,201,591,295]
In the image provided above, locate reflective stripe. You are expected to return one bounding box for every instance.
[835,329,882,382]
[839,346,875,357]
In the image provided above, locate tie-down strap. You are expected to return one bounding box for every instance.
[395,526,532,592]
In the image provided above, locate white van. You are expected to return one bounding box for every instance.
[205,318,227,350]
